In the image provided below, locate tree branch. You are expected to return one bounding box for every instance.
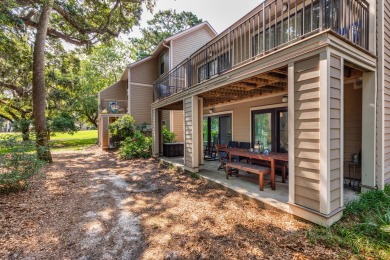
[0,99,30,115]
[0,82,25,97]
[0,112,14,122]
[21,16,90,45]
[52,2,119,37]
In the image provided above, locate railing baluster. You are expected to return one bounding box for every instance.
[152,0,369,101]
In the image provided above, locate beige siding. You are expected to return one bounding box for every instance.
[130,84,153,124]
[131,57,159,84]
[172,28,215,67]
[203,95,284,142]
[100,80,127,100]
[384,0,390,182]
[329,55,342,212]
[294,56,321,212]
[184,98,193,167]
[171,110,184,142]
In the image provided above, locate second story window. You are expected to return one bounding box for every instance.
[159,53,165,75]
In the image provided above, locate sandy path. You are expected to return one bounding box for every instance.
[0,146,349,259]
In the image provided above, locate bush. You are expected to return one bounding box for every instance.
[0,135,45,193]
[108,115,136,147]
[119,130,152,159]
[162,125,176,143]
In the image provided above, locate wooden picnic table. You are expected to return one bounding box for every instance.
[221,148,288,190]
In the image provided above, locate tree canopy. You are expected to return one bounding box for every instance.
[0,0,154,162]
[131,9,203,60]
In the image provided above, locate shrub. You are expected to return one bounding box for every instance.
[108,115,136,147]
[50,112,77,134]
[0,135,45,193]
[119,130,152,159]
[162,125,176,143]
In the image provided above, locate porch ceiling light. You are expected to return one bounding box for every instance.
[209,108,214,114]
[282,95,288,103]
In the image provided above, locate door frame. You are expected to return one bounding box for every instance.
[251,107,287,152]
[203,111,233,146]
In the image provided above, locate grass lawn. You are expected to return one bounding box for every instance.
[307,185,390,259]
[0,130,97,154]
[49,130,97,151]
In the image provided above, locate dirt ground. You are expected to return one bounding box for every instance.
[0,146,349,259]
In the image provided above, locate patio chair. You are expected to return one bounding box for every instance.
[238,142,251,149]
[228,141,239,148]
[158,84,170,97]
[215,144,239,174]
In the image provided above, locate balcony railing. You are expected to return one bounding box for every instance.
[154,0,369,101]
[99,100,128,114]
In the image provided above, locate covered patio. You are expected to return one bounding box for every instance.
[159,156,359,216]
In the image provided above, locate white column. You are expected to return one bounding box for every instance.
[192,96,200,172]
[361,71,377,191]
[319,51,330,215]
[152,108,160,157]
[288,62,295,204]
[199,97,204,166]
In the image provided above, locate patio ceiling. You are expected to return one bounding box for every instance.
[158,66,288,111]
[199,67,288,107]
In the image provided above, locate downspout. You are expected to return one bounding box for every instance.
[162,41,172,70]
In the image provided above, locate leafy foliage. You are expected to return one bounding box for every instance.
[131,9,203,60]
[162,125,176,143]
[307,186,390,259]
[49,111,77,134]
[108,115,136,147]
[0,134,45,193]
[119,130,152,159]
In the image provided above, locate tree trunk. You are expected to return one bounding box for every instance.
[32,1,53,162]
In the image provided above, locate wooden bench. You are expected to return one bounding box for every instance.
[225,161,271,191]
[249,159,288,183]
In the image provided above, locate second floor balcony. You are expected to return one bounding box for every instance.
[154,0,369,101]
[99,99,128,115]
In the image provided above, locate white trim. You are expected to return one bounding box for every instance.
[204,110,234,117]
[288,62,295,204]
[192,96,200,171]
[128,68,131,115]
[199,97,204,165]
[377,0,385,190]
[203,110,234,142]
[249,103,287,112]
[165,21,217,42]
[203,92,287,109]
[129,82,153,87]
[340,57,344,207]
[319,51,330,215]
[169,110,174,132]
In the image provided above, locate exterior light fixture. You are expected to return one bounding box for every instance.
[282,95,288,103]
[209,108,214,114]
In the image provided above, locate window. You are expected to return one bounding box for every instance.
[252,108,288,153]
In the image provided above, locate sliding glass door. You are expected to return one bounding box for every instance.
[203,114,232,148]
[252,108,288,153]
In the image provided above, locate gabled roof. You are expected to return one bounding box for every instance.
[118,21,217,81]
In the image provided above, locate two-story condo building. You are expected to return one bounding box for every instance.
[98,22,217,148]
[100,0,389,227]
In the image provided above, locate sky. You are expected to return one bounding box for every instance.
[131,0,262,37]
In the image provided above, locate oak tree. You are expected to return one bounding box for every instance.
[2,0,154,162]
